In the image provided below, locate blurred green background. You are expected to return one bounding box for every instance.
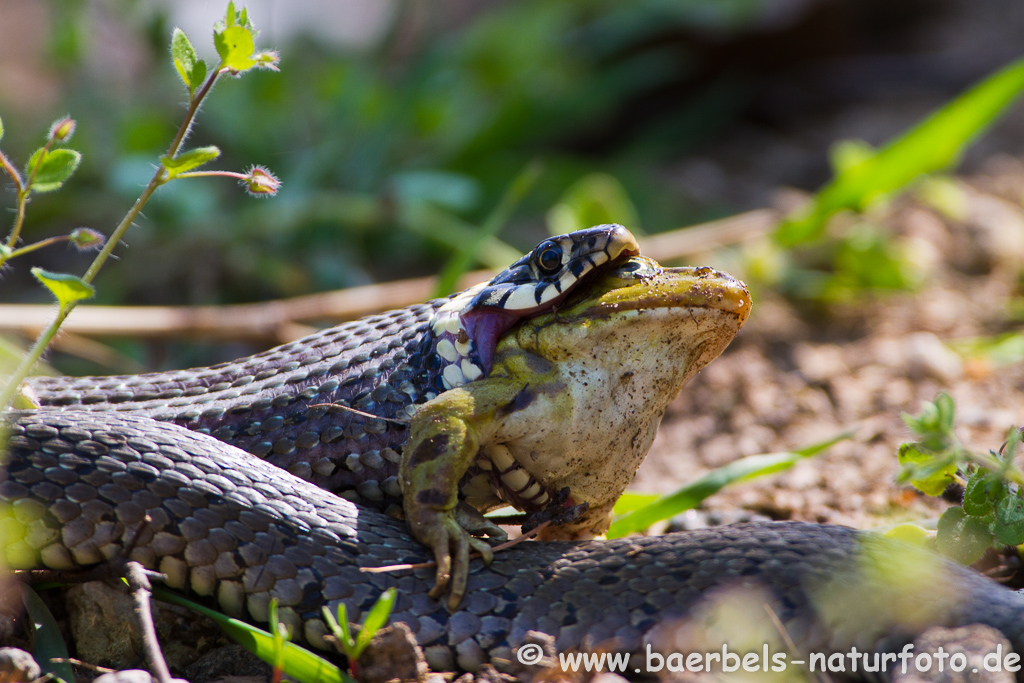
[2,0,1023,371]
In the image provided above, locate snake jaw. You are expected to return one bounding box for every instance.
[427,225,641,391]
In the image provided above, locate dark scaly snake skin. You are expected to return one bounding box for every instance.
[28,303,440,516]
[25,226,642,521]
[4,411,1024,676]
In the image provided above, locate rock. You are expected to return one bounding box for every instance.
[793,343,849,384]
[67,582,142,669]
[357,622,428,683]
[905,332,963,382]
[0,648,40,683]
[92,670,154,683]
[892,624,1013,683]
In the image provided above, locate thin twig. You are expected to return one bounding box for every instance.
[306,402,410,425]
[763,603,832,683]
[13,562,165,587]
[48,658,116,674]
[0,209,780,344]
[0,69,225,411]
[7,235,74,259]
[124,561,173,683]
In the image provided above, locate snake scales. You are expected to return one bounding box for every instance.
[7,411,1024,676]
[3,231,1024,677]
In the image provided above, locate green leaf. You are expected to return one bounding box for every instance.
[952,332,1024,367]
[935,392,956,432]
[546,172,640,236]
[882,522,933,547]
[215,24,257,72]
[896,443,957,496]
[160,146,221,177]
[171,28,197,91]
[154,588,352,683]
[829,139,875,175]
[268,598,288,673]
[191,59,208,91]
[354,588,396,655]
[434,162,542,297]
[322,604,356,659]
[776,55,1024,246]
[0,115,4,142]
[22,585,74,683]
[608,429,854,537]
[936,506,992,565]
[31,268,94,309]
[992,495,1024,545]
[27,148,81,192]
[963,470,999,517]
[900,393,957,452]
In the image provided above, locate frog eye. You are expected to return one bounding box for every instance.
[536,241,563,275]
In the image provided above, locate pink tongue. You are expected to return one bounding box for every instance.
[460,308,521,373]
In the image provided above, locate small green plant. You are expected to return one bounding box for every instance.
[608,429,854,537]
[0,2,280,412]
[753,55,1024,305]
[154,588,351,683]
[776,56,1024,247]
[322,588,397,675]
[898,393,1024,565]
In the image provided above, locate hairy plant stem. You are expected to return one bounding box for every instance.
[7,235,74,259]
[0,68,225,411]
[83,68,223,285]
[0,150,27,271]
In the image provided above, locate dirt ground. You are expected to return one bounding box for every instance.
[635,154,1024,535]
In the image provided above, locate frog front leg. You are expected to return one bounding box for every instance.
[401,379,521,609]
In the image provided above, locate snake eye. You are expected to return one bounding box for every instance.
[536,242,563,274]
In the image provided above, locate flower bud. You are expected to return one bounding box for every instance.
[255,50,281,72]
[242,165,280,196]
[69,227,104,251]
[49,117,76,143]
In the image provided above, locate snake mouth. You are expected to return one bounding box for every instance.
[460,228,641,373]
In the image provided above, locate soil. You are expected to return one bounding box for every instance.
[635,154,1024,535]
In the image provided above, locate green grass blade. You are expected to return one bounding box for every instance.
[433,160,543,297]
[153,587,352,683]
[608,429,855,538]
[21,585,74,683]
[401,203,522,271]
[777,55,1024,246]
[353,588,396,656]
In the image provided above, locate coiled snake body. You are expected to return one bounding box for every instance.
[3,227,1024,677]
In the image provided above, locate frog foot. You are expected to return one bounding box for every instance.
[407,501,507,610]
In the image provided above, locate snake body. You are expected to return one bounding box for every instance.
[23,226,642,520]
[4,227,1024,677]
[5,410,1024,675]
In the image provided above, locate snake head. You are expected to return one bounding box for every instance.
[426,225,641,392]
